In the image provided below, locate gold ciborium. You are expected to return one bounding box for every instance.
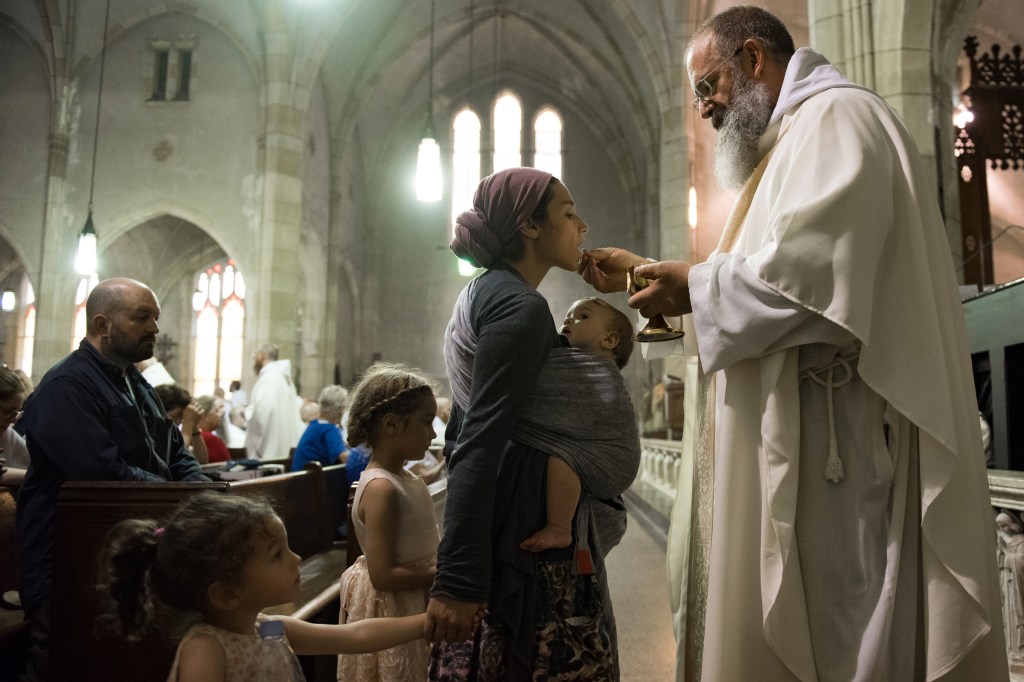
[627,264,685,343]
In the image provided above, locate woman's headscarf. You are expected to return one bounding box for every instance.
[450,167,553,268]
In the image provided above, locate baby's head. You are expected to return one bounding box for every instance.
[99,492,287,640]
[561,297,635,368]
[345,362,440,449]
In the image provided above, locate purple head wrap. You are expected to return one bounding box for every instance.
[450,167,554,268]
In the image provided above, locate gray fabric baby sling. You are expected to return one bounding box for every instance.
[444,284,641,557]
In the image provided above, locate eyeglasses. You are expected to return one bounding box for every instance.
[692,46,743,110]
[0,407,23,421]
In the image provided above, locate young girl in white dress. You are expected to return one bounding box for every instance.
[98,492,424,682]
[337,363,442,681]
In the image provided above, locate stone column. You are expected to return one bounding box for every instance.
[248,0,305,379]
[32,82,82,379]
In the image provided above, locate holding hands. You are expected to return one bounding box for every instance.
[579,248,693,317]
[424,595,485,643]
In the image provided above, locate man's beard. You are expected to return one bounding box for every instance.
[109,324,154,363]
[713,70,774,190]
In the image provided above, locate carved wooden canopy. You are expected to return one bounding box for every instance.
[956,36,1024,285]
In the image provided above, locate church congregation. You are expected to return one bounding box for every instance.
[2,1,1024,681]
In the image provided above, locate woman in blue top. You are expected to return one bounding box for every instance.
[426,168,620,680]
[290,384,349,471]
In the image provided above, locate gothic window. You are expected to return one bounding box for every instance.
[451,108,482,227]
[450,94,564,276]
[533,108,563,179]
[493,93,523,172]
[18,305,35,377]
[71,275,98,351]
[148,40,195,102]
[175,50,193,100]
[15,275,35,376]
[192,260,245,397]
[151,48,170,100]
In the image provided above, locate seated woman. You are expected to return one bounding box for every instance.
[154,384,209,465]
[291,385,350,472]
[194,395,231,463]
[0,365,29,487]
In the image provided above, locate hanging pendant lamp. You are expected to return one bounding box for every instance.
[415,0,443,202]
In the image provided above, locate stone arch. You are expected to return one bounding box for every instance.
[69,4,263,88]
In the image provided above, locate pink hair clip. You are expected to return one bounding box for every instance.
[153,527,165,539]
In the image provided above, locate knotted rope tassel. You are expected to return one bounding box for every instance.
[800,353,858,483]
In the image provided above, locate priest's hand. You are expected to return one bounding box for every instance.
[424,595,485,643]
[577,247,649,294]
[629,260,693,317]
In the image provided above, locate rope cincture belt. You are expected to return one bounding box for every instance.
[799,352,860,484]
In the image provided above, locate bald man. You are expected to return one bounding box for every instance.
[15,277,207,680]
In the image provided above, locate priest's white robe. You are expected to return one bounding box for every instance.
[244,358,304,460]
[673,49,1006,681]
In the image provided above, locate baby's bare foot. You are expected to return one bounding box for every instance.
[520,524,572,552]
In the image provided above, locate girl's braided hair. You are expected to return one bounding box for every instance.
[345,362,439,447]
[96,492,276,641]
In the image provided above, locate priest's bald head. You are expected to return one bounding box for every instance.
[686,7,794,189]
[85,277,161,368]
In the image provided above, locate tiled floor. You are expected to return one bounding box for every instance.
[606,503,677,681]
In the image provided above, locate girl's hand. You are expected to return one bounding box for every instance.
[282,614,426,655]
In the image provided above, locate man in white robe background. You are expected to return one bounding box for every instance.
[580,6,1006,681]
[243,342,304,460]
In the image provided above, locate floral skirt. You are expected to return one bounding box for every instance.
[428,560,618,681]
[337,555,431,681]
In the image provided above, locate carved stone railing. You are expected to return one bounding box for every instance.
[632,438,685,520]
[989,470,1024,668]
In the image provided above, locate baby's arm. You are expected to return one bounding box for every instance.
[360,477,436,591]
[279,613,426,655]
[174,632,227,682]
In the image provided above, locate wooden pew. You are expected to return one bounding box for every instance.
[47,463,348,682]
[0,487,28,679]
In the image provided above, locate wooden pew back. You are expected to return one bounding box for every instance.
[48,464,343,682]
[0,488,17,594]
[50,481,225,682]
[229,466,332,559]
[0,488,24,648]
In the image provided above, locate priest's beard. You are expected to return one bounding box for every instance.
[713,71,774,190]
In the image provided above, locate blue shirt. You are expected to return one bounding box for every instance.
[291,419,346,472]
[345,444,371,487]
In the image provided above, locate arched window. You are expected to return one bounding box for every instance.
[71,275,98,351]
[533,108,563,179]
[493,93,522,172]
[449,94,564,277]
[452,108,482,226]
[15,275,35,376]
[192,260,245,397]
